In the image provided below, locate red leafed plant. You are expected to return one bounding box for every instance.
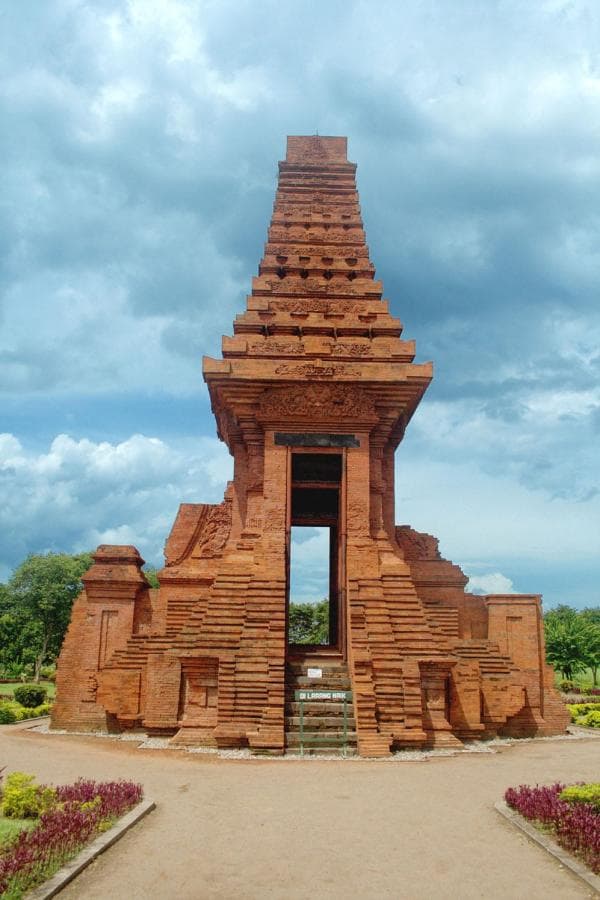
[505,783,600,874]
[0,777,143,897]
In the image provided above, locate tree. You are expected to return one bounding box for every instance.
[544,612,596,681]
[289,599,329,644]
[545,604,579,624]
[0,580,27,673]
[580,607,600,625]
[580,608,600,687]
[0,582,10,610]
[0,609,21,669]
[7,552,93,681]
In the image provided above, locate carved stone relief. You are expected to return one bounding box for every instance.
[330,342,371,357]
[245,516,263,532]
[259,383,375,419]
[195,499,233,558]
[347,500,369,532]
[369,446,384,492]
[274,363,362,378]
[250,341,305,355]
[270,299,368,315]
[247,444,264,492]
[395,527,441,561]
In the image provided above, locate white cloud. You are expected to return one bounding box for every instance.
[0,432,232,579]
[0,434,24,469]
[395,454,600,564]
[289,527,330,604]
[405,319,600,501]
[0,0,599,614]
[466,572,516,595]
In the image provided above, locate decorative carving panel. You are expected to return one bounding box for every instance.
[259,383,375,419]
[194,499,232,558]
[274,363,362,378]
[250,341,305,355]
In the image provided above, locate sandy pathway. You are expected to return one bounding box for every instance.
[1,725,598,899]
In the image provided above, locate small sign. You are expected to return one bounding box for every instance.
[307,667,322,679]
[296,690,350,701]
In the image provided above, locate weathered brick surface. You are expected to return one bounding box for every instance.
[53,136,569,752]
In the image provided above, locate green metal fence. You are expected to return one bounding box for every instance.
[294,689,353,757]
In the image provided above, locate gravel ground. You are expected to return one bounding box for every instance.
[1,722,599,899]
[31,721,597,760]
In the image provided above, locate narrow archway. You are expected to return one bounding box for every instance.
[286,451,343,655]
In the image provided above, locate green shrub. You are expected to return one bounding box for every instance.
[1,772,56,819]
[566,702,600,722]
[577,710,600,728]
[560,783,600,809]
[0,704,17,725]
[29,702,52,718]
[13,685,47,708]
[566,701,600,727]
[13,704,29,721]
[560,679,575,693]
[0,700,52,724]
[3,701,28,722]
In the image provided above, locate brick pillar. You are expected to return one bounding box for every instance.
[485,594,546,734]
[52,545,149,731]
[419,660,462,747]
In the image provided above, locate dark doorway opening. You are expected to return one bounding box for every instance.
[287,452,342,652]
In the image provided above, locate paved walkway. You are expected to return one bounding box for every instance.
[1,724,599,899]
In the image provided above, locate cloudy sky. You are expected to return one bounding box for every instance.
[1,0,599,609]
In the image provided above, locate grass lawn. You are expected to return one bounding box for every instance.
[0,815,34,848]
[0,681,56,700]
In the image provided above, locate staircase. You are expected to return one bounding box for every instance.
[285,653,357,756]
[453,639,515,675]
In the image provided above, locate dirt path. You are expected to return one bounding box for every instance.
[1,725,598,899]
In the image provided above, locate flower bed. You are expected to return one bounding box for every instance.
[559,680,600,698]
[505,783,600,874]
[0,774,143,898]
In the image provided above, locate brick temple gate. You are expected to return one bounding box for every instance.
[52,136,568,755]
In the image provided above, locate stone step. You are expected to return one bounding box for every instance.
[285,745,358,757]
[286,671,350,682]
[287,675,351,687]
[286,667,348,676]
[286,744,358,759]
[286,660,346,671]
[285,693,352,705]
[285,731,357,746]
[285,716,356,729]
[285,701,354,716]
[286,655,345,666]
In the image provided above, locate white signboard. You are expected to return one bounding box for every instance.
[297,690,348,701]
[307,667,322,679]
